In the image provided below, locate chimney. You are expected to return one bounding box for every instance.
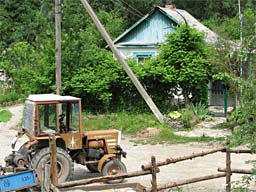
[165,2,176,11]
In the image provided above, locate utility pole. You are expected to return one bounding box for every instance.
[80,0,165,123]
[238,0,243,78]
[55,0,61,95]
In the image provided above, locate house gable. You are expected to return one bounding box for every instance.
[115,8,178,47]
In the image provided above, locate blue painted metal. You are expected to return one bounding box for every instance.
[0,170,37,192]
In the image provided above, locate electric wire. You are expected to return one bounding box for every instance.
[118,0,145,17]
[110,0,143,19]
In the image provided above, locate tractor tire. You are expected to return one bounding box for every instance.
[86,157,99,173]
[30,147,73,184]
[102,159,127,184]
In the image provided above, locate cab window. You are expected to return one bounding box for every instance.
[38,104,57,134]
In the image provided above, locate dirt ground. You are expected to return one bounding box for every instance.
[0,105,255,191]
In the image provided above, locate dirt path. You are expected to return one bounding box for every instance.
[174,117,232,138]
[0,105,255,191]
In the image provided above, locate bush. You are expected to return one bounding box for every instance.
[0,109,12,122]
[0,91,19,104]
[180,108,196,128]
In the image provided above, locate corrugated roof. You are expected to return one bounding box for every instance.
[27,94,80,102]
[158,7,218,43]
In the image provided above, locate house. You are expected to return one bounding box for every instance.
[113,4,234,116]
[113,3,218,63]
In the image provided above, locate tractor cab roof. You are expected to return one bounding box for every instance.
[27,94,80,102]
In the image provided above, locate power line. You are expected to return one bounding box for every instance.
[118,0,145,17]
[110,0,144,19]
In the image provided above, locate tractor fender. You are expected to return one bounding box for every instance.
[97,154,115,172]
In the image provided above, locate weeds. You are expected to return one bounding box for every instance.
[139,128,224,145]
[186,102,211,121]
[0,91,19,104]
[82,112,162,134]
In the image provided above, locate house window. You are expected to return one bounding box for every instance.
[134,52,155,63]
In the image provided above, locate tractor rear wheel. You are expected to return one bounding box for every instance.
[30,147,73,183]
[102,159,127,184]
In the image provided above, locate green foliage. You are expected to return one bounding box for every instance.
[141,127,222,145]
[186,102,210,121]
[156,24,211,104]
[180,108,195,128]
[0,91,19,104]
[229,73,256,151]
[0,109,12,122]
[82,112,161,134]
[0,41,55,97]
[1,0,255,115]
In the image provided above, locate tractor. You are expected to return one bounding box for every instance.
[5,94,127,184]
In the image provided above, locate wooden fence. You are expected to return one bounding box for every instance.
[45,136,254,192]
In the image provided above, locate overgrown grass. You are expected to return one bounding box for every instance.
[134,128,224,145]
[0,91,19,104]
[0,109,12,122]
[82,112,224,144]
[82,112,162,134]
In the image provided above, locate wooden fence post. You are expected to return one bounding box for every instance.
[49,134,58,187]
[226,147,231,192]
[151,156,157,192]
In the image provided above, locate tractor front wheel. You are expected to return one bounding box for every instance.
[102,159,127,184]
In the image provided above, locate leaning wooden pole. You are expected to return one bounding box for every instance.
[80,0,165,123]
[142,147,226,171]
[145,173,226,191]
[58,169,158,188]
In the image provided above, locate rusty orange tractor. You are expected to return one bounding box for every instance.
[5,94,127,184]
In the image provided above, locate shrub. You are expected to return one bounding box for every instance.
[0,109,12,122]
[0,91,19,104]
[180,108,196,128]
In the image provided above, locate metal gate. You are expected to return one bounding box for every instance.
[208,89,236,117]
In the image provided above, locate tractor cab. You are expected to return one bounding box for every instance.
[23,94,82,135]
[23,94,83,150]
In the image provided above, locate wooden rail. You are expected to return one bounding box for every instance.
[142,147,226,170]
[218,168,253,174]
[57,169,159,188]
[145,173,226,192]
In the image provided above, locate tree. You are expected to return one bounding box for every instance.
[208,7,256,106]
[152,24,212,104]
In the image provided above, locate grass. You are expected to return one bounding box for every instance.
[82,112,162,134]
[134,128,224,145]
[0,109,12,122]
[212,122,233,130]
[82,112,225,144]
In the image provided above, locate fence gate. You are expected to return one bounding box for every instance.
[208,88,236,117]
